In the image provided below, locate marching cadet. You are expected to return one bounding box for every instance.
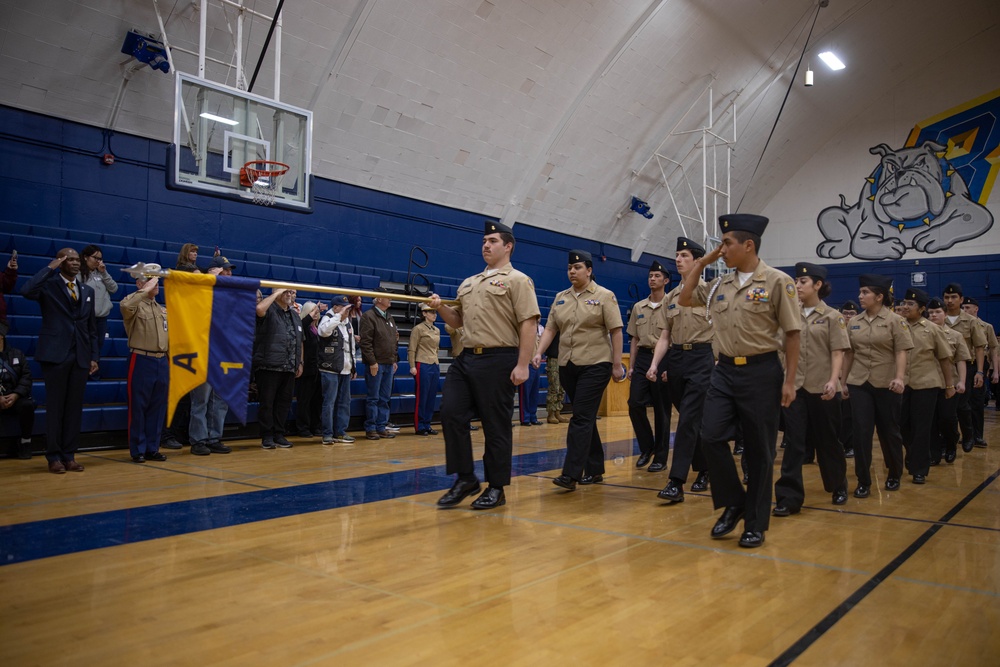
[646,237,714,503]
[534,250,625,490]
[677,214,801,548]
[842,275,913,497]
[431,221,540,510]
[838,300,859,458]
[772,263,850,516]
[926,299,971,464]
[626,260,671,472]
[961,296,998,444]
[942,283,987,451]
[899,288,954,484]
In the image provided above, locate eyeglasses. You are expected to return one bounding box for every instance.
[88,255,103,261]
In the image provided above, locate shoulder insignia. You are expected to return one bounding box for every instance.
[838,317,846,329]
[785,282,795,297]
[900,322,909,330]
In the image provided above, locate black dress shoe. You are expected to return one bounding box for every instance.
[734,443,745,455]
[635,453,652,468]
[520,422,532,426]
[206,441,231,454]
[161,439,183,450]
[974,438,987,448]
[691,471,709,492]
[929,459,940,467]
[885,477,901,491]
[962,439,974,452]
[739,530,765,548]
[854,485,870,498]
[772,503,799,517]
[944,448,957,463]
[552,475,577,491]
[471,487,505,509]
[844,448,855,458]
[657,479,684,503]
[912,474,926,484]
[427,428,439,435]
[647,462,667,473]
[832,489,848,505]
[131,455,146,463]
[711,506,745,538]
[437,478,481,506]
[146,452,167,462]
[579,474,603,485]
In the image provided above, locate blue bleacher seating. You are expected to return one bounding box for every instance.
[271,254,295,267]
[314,260,338,272]
[10,234,54,256]
[360,275,380,290]
[242,261,270,279]
[28,224,69,240]
[98,244,129,264]
[270,264,294,281]
[9,315,41,336]
[245,251,269,263]
[291,257,314,269]
[294,267,318,284]
[101,233,134,247]
[68,229,104,244]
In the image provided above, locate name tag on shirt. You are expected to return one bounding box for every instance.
[668,304,676,310]
[556,300,566,305]
[12,358,19,365]
[716,295,725,301]
[851,325,861,330]
[636,313,645,319]
[814,318,827,324]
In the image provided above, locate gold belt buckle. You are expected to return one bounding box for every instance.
[473,346,484,355]
[682,343,693,351]
[734,356,747,366]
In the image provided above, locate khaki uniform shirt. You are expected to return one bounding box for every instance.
[120,290,168,353]
[941,326,972,381]
[846,306,914,387]
[626,295,668,349]
[664,280,714,345]
[983,321,998,357]
[904,318,952,390]
[546,281,624,366]
[796,301,851,393]
[690,259,801,358]
[408,320,441,366]
[945,311,987,356]
[454,262,539,348]
[444,324,464,357]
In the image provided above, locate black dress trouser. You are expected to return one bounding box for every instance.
[932,391,959,461]
[666,346,712,483]
[901,387,940,476]
[560,362,612,480]
[700,353,783,533]
[256,369,295,438]
[441,349,517,488]
[956,361,975,445]
[849,382,904,486]
[627,348,669,464]
[775,389,848,510]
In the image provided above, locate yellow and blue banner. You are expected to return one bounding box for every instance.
[165,271,260,424]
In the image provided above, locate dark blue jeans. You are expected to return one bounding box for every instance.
[364,363,394,432]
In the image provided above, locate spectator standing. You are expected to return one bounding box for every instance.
[254,288,303,449]
[359,295,398,440]
[409,303,442,435]
[176,243,200,272]
[0,320,36,458]
[295,301,324,437]
[318,296,356,444]
[80,244,118,371]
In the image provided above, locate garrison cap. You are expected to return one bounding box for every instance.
[904,287,930,305]
[943,282,963,296]
[568,249,593,265]
[840,300,859,312]
[859,274,893,292]
[648,259,667,275]
[676,236,706,258]
[485,220,513,236]
[719,213,768,236]
[926,298,944,310]
[794,262,828,281]
[962,296,979,306]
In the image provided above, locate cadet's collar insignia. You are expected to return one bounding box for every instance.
[785,282,795,297]
[746,287,770,302]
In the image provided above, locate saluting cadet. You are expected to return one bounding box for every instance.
[647,237,714,503]
[899,288,954,484]
[677,214,801,548]
[626,259,671,472]
[408,303,442,436]
[961,296,998,445]
[842,274,914,497]
[838,300,859,458]
[431,221,540,510]
[942,283,987,451]
[926,299,971,464]
[534,250,625,490]
[120,267,169,463]
[772,263,850,516]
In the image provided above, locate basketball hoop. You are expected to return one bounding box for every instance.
[240,160,289,206]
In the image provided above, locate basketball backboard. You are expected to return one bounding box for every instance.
[168,72,313,211]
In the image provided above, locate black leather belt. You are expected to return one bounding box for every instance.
[671,343,712,351]
[132,349,167,358]
[637,346,654,352]
[469,346,518,355]
[718,351,778,366]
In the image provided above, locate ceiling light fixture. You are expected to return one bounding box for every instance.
[818,51,846,70]
[199,112,239,126]
[804,67,814,87]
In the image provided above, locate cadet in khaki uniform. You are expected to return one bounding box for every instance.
[772,263,850,516]
[120,266,169,463]
[942,283,987,450]
[431,221,540,510]
[409,303,441,436]
[842,274,914,497]
[927,299,971,463]
[534,250,624,490]
[899,288,955,484]
[838,300,860,457]
[961,296,997,443]
[647,237,714,503]
[678,214,801,548]
[626,259,671,471]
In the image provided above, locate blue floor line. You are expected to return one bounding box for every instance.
[0,440,639,566]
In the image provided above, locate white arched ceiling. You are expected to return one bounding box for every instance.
[0,0,997,259]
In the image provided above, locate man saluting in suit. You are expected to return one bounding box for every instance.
[22,248,99,474]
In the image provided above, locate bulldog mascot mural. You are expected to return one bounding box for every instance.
[816,141,993,260]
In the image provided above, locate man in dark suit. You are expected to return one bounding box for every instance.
[22,248,99,473]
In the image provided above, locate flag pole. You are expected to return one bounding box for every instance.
[123,263,459,305]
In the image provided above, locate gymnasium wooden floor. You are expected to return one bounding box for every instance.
[2,411,998,666]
